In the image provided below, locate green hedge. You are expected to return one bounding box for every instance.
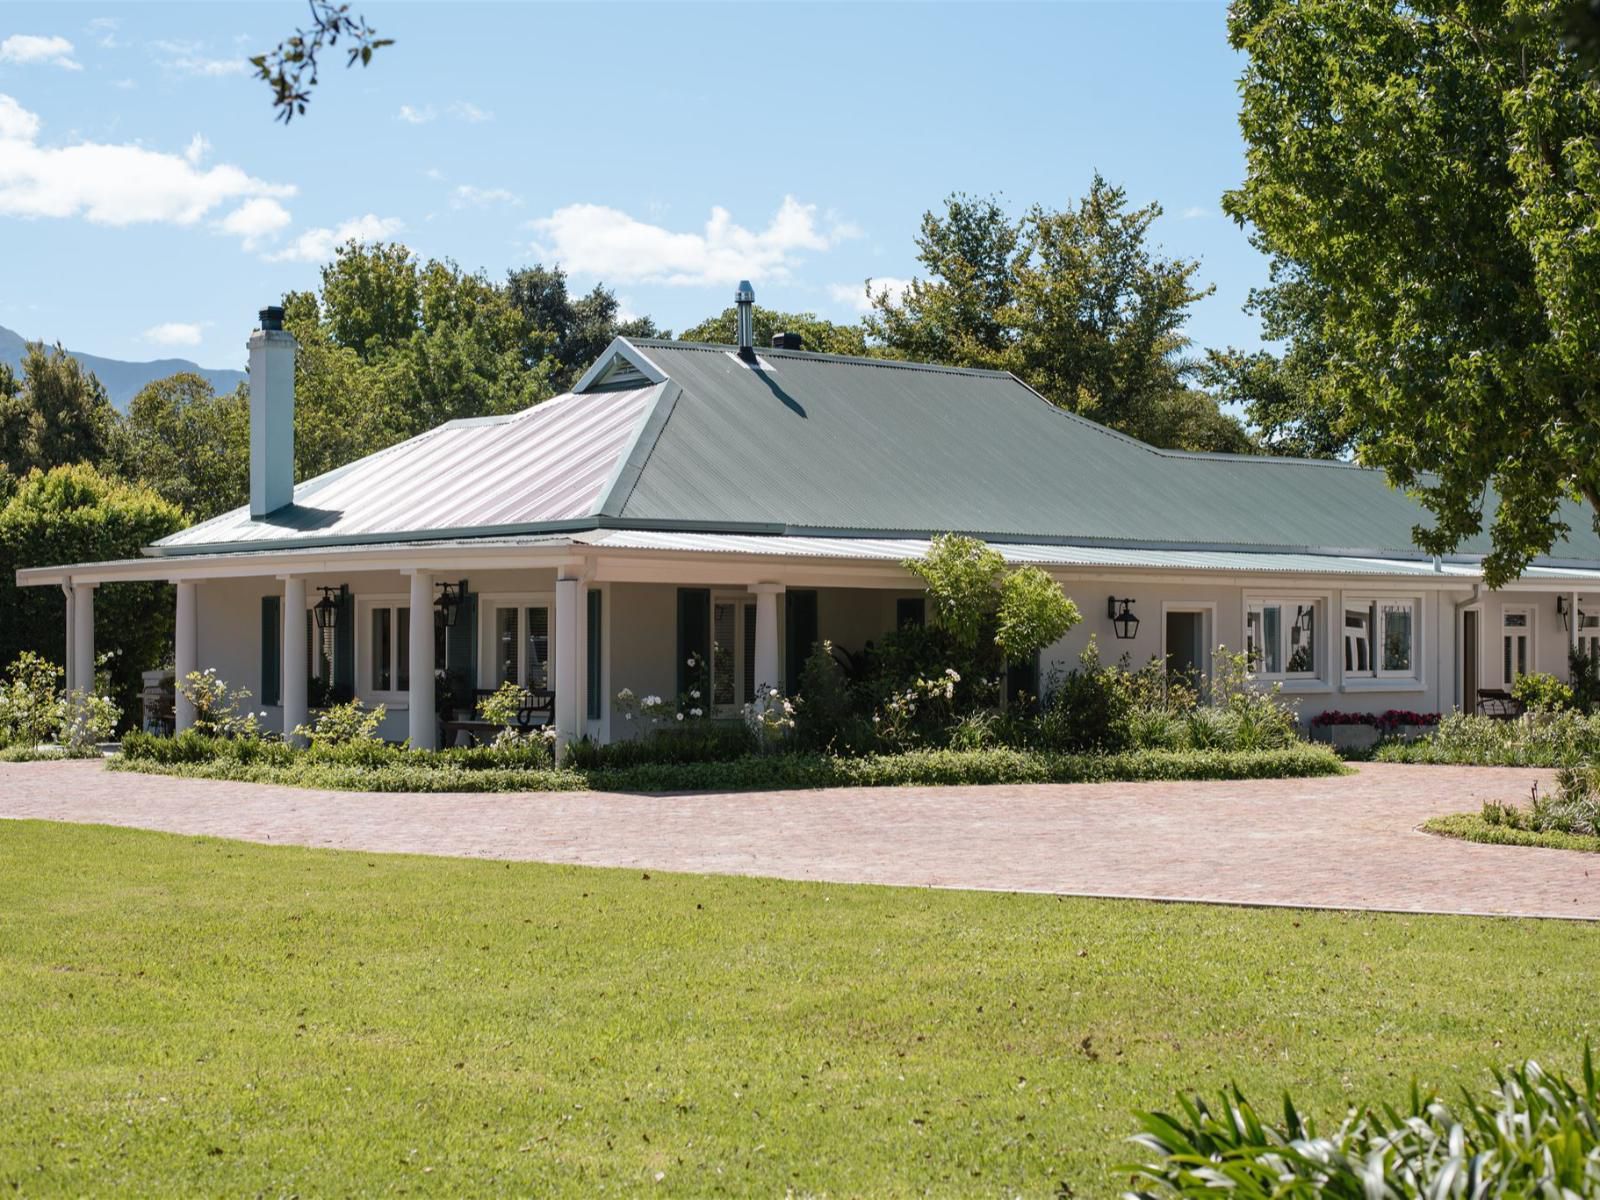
[110,734,1346,793]
[1421,812,1600,854]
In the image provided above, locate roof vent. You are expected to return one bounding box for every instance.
[735,280,755,360]
[259,305,285,332]
[771,332,803,351]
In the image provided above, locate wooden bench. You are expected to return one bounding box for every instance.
[1476,688,1525,720]
[441,688,555,746]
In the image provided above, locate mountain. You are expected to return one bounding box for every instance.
[0,324,246,411]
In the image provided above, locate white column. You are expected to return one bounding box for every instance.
[554,573,581,757]
[407,569,436,750]
[175,581,197,732]
[751,582,784,694]
[61,584,76,693]
[72,582,95,698]
[281,576,308,743]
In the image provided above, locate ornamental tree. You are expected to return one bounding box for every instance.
[904,534,1081,664]
[1227,0,1600,584]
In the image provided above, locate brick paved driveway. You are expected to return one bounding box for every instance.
[2,760,1594,919]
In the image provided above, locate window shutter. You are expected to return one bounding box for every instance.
[332,585,355,701]
[676,588,710,697]
[586,589,603,719]
[784,590,818,695]
[742,602,757,703]
[260,594,281,707]
[1005,652,1040,714]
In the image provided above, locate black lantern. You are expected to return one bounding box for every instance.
[313,586,342,632]
[1293,604,1314,636]
[435,580,462,628]
[1108,596,1140,640]
[1559,594,1572,632]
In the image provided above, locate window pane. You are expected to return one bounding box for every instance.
[495,607,517,687]
[713,602,736,707]
[1381,603,1412,673]
[526,607,549,689]
[1504,612,1528,628]
[371,606,391,692]
[397,606,410,693]
[1287,604,1315,674]
[1344,607,1371,674]
[1504,636,1514,683]
[743,603,756,702]
[1245,607,1263,672]
[1262,605,1282,674]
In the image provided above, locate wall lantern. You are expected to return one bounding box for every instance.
[313,585,342,632]
[435,580,463,628]
[1293,604,1314,636]
[1559,594,1572,632]
[1107,596,1140,640]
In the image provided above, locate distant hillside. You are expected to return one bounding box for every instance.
[0,324,246,412]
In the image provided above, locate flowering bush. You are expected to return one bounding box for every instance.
[58,689,120,751]
[0,652,119,752]
[615,652,711,727]
[177,669,266,739]
[294,698,385,747]
[743,685,796,748]
[475,681,557,750]
[873,668,961,750]
[1311,708,1440,734]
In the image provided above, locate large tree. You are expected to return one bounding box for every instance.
[1227,0,1600,584]
[505,264,663,390]
[867,182,1251,453]
[108,374,250,521]
[0,343,117,479]
[679,306,869,356]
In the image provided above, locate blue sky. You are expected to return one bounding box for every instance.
[0,2,1266,373]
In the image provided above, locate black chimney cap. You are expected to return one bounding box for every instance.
[771,332,804,351]
[259,306,285,331]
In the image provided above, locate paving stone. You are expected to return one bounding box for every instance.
[1,761,1594,920]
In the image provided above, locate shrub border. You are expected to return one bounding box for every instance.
[1420,812,1600,854]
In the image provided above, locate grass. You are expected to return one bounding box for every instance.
[108,743,1348,793]
[3,822,1599,1196]
[1422,812,1600,854]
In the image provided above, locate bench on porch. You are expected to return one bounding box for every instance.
[440,688,555,747]
[1475,688,1525,721]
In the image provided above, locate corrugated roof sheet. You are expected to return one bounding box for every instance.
[616,341,1600,560]
[155,386,659,551]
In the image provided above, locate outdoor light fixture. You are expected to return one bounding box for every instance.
[1108,596,1140,640]
[1293,604,1314,635]
[1559,594,1572,632]
[435,580,462,628]
[313,586,342,632]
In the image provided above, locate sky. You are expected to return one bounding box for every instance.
[0,1,1268,374]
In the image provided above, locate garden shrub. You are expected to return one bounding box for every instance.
[293,698,385,747]
[563,722,754,770]
[0,651,119,753]
[1512,670,1575,712]
[793,641,866,752]
[1037,641,1136,753]
[1571,646,1600,713]
[1126,1051,1600,1199]
[1377,710,1600,766]
[178,669,266,739]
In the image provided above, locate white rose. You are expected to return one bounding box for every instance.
[675,712,684,721]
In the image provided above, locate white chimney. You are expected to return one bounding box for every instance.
[247,305,296,518]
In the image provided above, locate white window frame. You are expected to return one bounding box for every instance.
[1501,604,1535,687]
[1243,595,1325,684]
[355,593,411,707]
[1340,594,1422,687]
[477,592,555,692]
[709,592,758,717]
[1159,601,1216,688]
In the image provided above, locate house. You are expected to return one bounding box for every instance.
[19,286,1600,750]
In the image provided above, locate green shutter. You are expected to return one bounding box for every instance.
[676,588,710,697]
[586,589,603,720]
[784,590,818,695]
[445,581,476,681]
[332,585,355,702]
[260,594,281,707]
[1005,653,1040,713]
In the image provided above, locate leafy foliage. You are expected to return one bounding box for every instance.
[1512,670,1576,713]
[1126,1051,1600,1199]
[1377,709,1600,766]
[293,698,386,748]
[0,651,117,752]
[251,1,392,123]
[679,305,867,356]
[108,373,250,520]
[1227,0,1600,583]
[903,534,1006,651]
[176,670,265,740]
[996,565,1082,664]
[0,342,117,480]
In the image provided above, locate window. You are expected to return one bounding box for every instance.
[305,609,333,683]
[1343,598,1417,679]
[1502,607,1533,685]
[361,600,410,700]
[1245,600,1317,679]
[708,595,760,714]
[481,599,552,691]
[896,597,926,629]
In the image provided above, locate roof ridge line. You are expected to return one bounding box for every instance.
[633,338,1018,380]
[593,380,682,520]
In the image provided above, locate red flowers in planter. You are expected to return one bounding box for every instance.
[1310,709,1440,733]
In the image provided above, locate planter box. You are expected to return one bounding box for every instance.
[1312,724,1381,752]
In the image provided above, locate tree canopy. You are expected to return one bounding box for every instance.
[866,180,1252,453]
[108,374,250,522]
[1227,0,1600,583]
[0,343,118,480]
[678,306,868,357]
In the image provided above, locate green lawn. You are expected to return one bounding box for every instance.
[2,822,1597,1197]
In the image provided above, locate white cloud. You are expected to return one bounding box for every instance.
[451,184,519,209]
[87,18,119,49]
[268,213,404,263]
[398,104,435,125]
[111,77,137,90]
[152,40,246,77]
[0,93,296,232]
[527,195,847,286]
[449,100,492,123]
[1180,206,1212,220]
[828,277,913,313]
[0,34,82,70]
[184,133,210,166]
[143,321,204,348]
[218,197,291,250]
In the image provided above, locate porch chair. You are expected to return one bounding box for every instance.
[1475,688,1525,721]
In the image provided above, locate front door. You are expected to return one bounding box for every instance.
[1165,610,1206,687]
[1462,609,1479,713]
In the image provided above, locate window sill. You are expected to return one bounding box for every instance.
[1267,680,1333,694]
[358,697,409,711]
[1339,679,1426,694]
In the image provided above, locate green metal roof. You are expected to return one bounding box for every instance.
[608,339,1600,562]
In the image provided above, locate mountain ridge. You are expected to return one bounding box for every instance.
[0,324,246,411]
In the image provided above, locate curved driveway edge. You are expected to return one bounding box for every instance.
[1,759,1594,920]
